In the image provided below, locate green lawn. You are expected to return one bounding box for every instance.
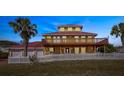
[0,60,124,76]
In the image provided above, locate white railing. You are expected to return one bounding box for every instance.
[43,38,108,45]
[8,53,124,63]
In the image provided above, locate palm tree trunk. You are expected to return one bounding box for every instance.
[24,39,29,57]
[121,34,124,48]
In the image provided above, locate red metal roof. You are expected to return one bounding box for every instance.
[96,38,109,45]
[11,41,43,49]
[10,39,108,49]
[43,31,97,36]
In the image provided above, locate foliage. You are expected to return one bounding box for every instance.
[111,23,124,47]
[0,51,9,59]
[9,17,37,56]
[29,55,38,64]
[98,44,117,53]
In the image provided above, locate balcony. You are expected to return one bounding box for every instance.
[42,38,108,46]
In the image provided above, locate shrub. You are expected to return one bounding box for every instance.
[0,51,9,59]
[29,55,39,64]
[98,44,117,53]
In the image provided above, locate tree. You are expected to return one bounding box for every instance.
[98,44,117,53]
[111,23,124,47]
[9,17,37,56]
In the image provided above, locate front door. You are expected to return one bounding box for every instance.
[65,48,69,53]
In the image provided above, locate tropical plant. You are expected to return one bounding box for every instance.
[111,23,124,47]
[0,51,9,59]
[9,17,37,56]
[98,44,117,53]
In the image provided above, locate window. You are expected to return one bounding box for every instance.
[53,36,57,43]
[75,27,81,31]
[53,36,56,39]
[57,36,60,39]
[59,27,65,31]
[81,36,85,38]
[57,36,60,43]
[74,36,79,38]
[62,36,67,38]
[46,36,51,39]
[68,27,72,31]
[88,36,92,38]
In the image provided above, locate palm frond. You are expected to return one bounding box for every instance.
[111,25,121,37]
[9,21,21,33]
[9,17,38,41]
[119,23,124,33]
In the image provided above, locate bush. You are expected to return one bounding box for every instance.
[98,44,117,53]
[0,51,9,59]
[29,55,39,64]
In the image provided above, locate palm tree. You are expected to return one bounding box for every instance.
[111,23,124,47]
[9,17,37,56]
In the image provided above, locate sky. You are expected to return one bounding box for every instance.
[0,16,124,46]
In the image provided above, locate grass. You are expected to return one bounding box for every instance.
[0,60,124,76]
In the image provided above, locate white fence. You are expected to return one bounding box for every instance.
[8,53,124,64]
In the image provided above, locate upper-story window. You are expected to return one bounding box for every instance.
[46,36,51,39]
[62,36,67,39]
[75,27,81,31]
[59,25,82,32]
[88,36,93,38]
[59,27,65,31]
[74,36,79,38]
[53,36,56,39]
[81,36,86,38]
[57,36,60,39]
[68,27,73,31]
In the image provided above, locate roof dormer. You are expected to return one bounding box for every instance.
[58,24,83,32]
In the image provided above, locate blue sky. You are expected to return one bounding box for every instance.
[0,16,124,46]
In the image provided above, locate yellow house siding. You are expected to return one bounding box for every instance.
[75,47,79,54]
[81,47,86,53]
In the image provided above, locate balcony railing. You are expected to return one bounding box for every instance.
[43,38,108,45]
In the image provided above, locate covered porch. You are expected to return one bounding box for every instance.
[44,45,98,54]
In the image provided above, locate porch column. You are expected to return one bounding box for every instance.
[94,46,97,53]
[60,47,62,54]
[9,51,12,56]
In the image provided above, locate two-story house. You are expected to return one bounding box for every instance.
[9,24,109,57]
[42,24,108,54]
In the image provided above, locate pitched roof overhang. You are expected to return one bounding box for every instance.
[10,41,43,49]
